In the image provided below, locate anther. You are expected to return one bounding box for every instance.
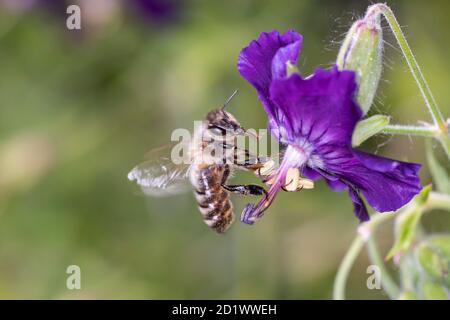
[284,167,300,191]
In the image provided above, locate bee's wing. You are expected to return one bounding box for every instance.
[128,143,192,197]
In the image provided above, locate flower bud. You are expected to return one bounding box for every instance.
[337,10,383,115]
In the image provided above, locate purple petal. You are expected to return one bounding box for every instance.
[237,30,302,119]
[352,149,421,176]
[269,67,362,146]
[326,178,347,191]
[301,166,346,191]
[301,166,322,180]
[271,41,301,79]
[348,188,370,222]
[350,150,422,211]
[321,148,421,217]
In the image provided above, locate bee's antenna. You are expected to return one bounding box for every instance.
[222,89,239,110]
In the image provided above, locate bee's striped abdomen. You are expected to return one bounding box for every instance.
[190,164,234,233]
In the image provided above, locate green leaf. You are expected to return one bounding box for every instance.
[386,206,422,260]
[426,140,450,193]
[352,115,390,146]
[422,282,449,300]
[386,186,431,260]
[415,184,431,205]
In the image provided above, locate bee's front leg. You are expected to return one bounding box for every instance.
[222,184,267,197]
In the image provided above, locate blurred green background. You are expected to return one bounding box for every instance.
[0,0,449,299]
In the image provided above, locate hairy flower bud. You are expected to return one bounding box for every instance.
[337,10,383,115]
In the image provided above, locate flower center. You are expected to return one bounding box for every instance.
[283,144,309,169]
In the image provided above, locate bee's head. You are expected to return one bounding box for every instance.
[206,109,245,136]
[204,90,258,139]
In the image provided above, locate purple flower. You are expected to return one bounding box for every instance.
[238,30,421,223]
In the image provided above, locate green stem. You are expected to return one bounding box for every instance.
[333,212,395,300]
[368,4,445,127]
[367,4,450,159]
[366,237,400,299]
[438,132,450,160]
[427,191,450,211]
[333,236,365,300]
[334,3,450,301]
[382,124,438,137]
[333,191,450,300]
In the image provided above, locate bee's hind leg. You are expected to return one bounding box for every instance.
[222,184,267,198]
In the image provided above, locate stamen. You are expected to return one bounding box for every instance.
[284,167,300,191]
[282,168,314,191]
[258,159,276,176]
[299,178,314,189]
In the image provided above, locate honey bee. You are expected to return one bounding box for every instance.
[128,91,272,233]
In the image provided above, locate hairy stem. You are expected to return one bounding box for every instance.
[438,132,450,160]
[427,191,450,211]
[367,3,450,158]
[382,124,438,137]
[367,4,444,127]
